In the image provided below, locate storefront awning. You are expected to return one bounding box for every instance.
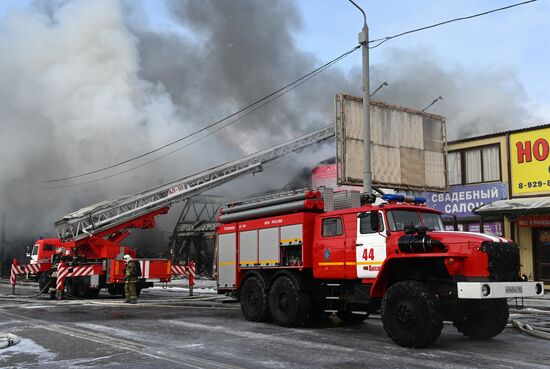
[475,196,550,216]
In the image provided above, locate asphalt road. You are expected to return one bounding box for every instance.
[1,281,549,369]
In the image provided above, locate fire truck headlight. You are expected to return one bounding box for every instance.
[535,283,543,295]
[481,284,491,297]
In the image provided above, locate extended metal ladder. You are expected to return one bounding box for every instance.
[55,125,335,241]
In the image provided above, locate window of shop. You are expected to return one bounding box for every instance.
[467,222,503,236]
[534,228,550,284]
[447,145,501,185]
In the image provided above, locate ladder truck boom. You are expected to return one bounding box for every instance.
[55,125,335,242]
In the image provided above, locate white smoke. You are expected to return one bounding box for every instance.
[0,0,191,238]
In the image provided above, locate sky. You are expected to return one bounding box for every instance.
[294,0,550,118]
[137,0,550,119]
[0,0,548,248]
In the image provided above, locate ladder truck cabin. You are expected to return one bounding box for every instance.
[216,189,544,348]
[17,126,335,299]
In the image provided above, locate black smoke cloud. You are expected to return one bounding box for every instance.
[0,0,534,261]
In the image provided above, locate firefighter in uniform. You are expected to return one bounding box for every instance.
[123,254,138,304]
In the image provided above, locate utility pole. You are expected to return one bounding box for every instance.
[348,0,372,194]
[1,212,5,278]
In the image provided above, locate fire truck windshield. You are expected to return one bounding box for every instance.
[387,210,444,232]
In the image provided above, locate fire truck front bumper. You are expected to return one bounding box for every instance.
[457,281,545,299]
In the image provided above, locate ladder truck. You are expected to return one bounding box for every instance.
[13,126,335,299]
[216,189,544,348]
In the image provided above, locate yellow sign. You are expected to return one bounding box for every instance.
[510,127,550,196]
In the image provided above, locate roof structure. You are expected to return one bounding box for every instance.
[475,196,550,216]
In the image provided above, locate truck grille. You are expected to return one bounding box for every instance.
[480,242,520,282]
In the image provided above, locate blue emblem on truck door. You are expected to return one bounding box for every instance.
[324,248,331,261]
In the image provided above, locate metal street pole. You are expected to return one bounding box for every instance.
[348,0,372,194]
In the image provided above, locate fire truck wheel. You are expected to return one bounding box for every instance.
[240,275,270,322]
[65,278,76,297]
[381,281,443,348]
[453,299,509,340]
[108,285,123,296]
[66,278,88,298]
[86,288,100,299]
[269,275,310,328]
[76,280,89,298]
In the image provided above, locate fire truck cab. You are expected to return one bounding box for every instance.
[217,191,544,348]
[27,238,72,265]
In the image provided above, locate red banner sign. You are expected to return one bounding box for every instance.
[518,215,550,227]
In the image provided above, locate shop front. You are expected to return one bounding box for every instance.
[476,198,550,286]
[519,215,550,284]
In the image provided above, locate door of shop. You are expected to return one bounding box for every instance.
[533,228,550,283]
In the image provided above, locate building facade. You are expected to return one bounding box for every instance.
[432,124,550,285]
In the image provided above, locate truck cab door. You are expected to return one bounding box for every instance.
[30,244,39,264]
[356,211,387,278]
[313,216,346,279]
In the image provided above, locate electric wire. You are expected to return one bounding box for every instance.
[368,0,537,49]
[45,46,360,184]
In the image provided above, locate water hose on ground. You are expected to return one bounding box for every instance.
[0,333,21,349]
[0,280,52,299]
[511,320,550,340]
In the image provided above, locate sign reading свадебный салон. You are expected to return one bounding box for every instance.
[424,183,508,217]
[510,127,550,197]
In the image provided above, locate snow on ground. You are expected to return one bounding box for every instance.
[0,337,56,363]
[149,278,217,294]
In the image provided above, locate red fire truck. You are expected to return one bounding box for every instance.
[24,208,176,299]
[216,190,544,348]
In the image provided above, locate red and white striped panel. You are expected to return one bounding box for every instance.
[24,264,41,274]
[9,263,42,286]
[11,265,24,275]
[67,265,97,277]
[138,261,151,279]
[188,261,195,287]
[56,264,69,291]
[171,264,189,276]
[10,265,23,285]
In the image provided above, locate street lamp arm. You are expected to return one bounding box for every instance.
[347,0,367,26]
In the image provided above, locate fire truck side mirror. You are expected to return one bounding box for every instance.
[370,211,380,232]
[25,245,32,258]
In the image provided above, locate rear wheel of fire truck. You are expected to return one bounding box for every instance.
[66,278,88,298]
[108,284,124,296]
[453,299,509,340]
[381,281,443,348]
[269,274,310,328]
[240,275,270,322]
[86,288,100,299]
